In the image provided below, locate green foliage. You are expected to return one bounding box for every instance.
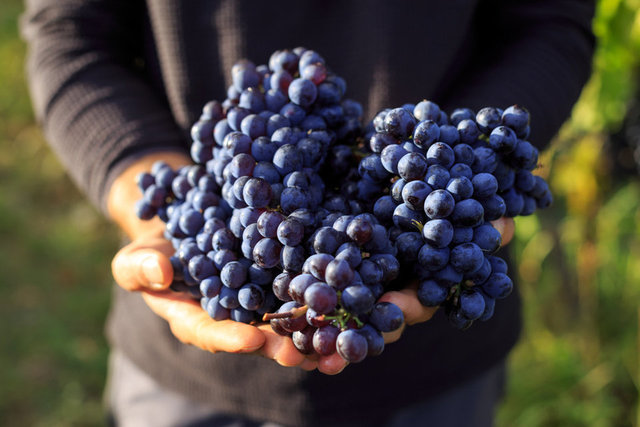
[497,1,640,426]
[0,1,119,425]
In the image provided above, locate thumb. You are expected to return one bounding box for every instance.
[112,247,174,292]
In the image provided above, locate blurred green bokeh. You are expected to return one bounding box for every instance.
[1,0,639,425]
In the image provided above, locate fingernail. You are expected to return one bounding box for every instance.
[150,282,166,291]
[142,255,165,285]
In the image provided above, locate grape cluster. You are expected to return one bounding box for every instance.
[134,48,405,363]
[353,101,552,329]
[135,48,554,359]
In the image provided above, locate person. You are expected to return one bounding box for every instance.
[21,0,595,425]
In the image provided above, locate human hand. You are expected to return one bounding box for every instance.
[378,217,516,344]
[111,225,347,373]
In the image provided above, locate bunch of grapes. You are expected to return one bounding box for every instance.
[134,47,555,361]
[353,101,552,329]
[134,48,406,363]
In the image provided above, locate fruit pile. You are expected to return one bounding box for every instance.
[134,48,552,363]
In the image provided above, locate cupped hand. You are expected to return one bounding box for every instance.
[110,226,346,373]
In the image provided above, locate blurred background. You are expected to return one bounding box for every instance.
[1,0,639,425]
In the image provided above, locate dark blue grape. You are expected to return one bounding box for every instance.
[413,120,440,149]
[359,154,391,183]
[501,105,530,136]
[450,242,484,274]
[423,189,455,219]
[188,254,217,281]
[252,238,282,268]
[219,286,240,310]
[380,144,409,174]
[271,271,294,302]
[417,243,449,271]
[357,324,385,357]
[476,107,502,135]
[425,165,451,189]
[465,257,492,284]
[449,163,473,179]
[488,126,517,153]
[211,249,237,270]
[457,119,480,145]
[369,302,404,332]
[200,276,222,298]
[395,231,423,262]
[426,142,455,168]
[304,282,337,314]
[357,259,384,286]
[433,264,463,287]
[413,100,441,122]
[237,283,265,311]
[401,180,432,211]
[446,176,474,202]
[288,273,316,303]
[135,200,156,220]
[238,88,266,114]
[472,223,502,254]
[369,133,397,153]
[280,245,305,272]
[335,242,362,269]
[220,261,247,289]
[342,285,375,315]
[481,272,513,299]
[393,203,426,231]
[459,290,486,320]
[313,227,342,254]
[397,152,428,182]
[510,140,538,170]
[288,78,317,108]
[336,330,368,363]
[451,199,484,227]
[450,108,475,126]
[384,107,417,139]
[417,279,448,306]
[453,144,475,165]
[479,294,496,321]
[472,147,498,174]
[422,219,454,248]
[206,297,230,321]
[324,259,355,290]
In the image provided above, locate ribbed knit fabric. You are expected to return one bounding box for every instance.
[21,1,595,425]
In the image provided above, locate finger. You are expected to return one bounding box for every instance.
[256,324,308,367]
[491,217,515,247]
[381,324,406,345]
[112,246,174,291]
[378,289,438,326]
[142,291,265,353]
[299,359,319,371]
[317,352,348,375]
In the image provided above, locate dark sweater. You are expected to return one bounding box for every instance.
[22,1,595,425]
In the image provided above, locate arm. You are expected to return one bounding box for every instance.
[439,0,596,148]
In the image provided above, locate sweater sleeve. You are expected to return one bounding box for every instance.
[439,0,596,148]
[21,0,189,213]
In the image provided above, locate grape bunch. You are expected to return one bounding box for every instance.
[352,101,552,329]
[134,47,554,361]
[134,48,406,363]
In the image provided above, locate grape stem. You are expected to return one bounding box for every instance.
[261,304,308,321]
